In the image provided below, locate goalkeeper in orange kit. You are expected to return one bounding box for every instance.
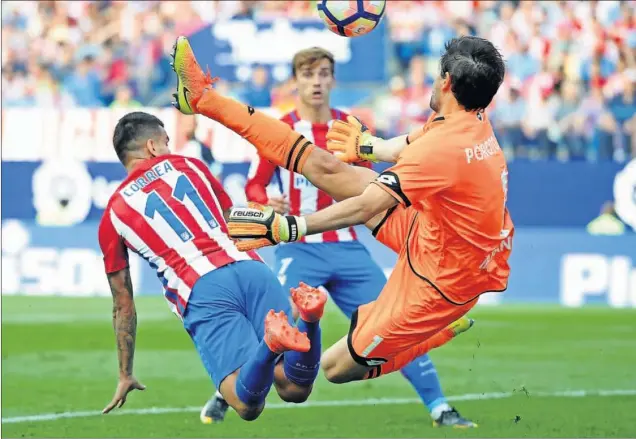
[170,35,512,390]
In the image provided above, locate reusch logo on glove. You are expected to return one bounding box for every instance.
[233,210,265,218]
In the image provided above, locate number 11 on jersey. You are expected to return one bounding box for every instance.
[144,174,219,242]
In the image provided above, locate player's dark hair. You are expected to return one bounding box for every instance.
[112,111,164,163]
[440,36,505,111]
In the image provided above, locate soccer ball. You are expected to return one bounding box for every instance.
[317,0,386,37]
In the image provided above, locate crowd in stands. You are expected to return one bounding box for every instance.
[373,0,636,161]
[0,1,315,108]
[3,1,635,161]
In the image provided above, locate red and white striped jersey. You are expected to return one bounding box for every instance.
[98,154,260,317]
[245,109,372,244]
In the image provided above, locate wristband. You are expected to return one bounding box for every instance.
[358,133,380,163]
[282,215,307,242]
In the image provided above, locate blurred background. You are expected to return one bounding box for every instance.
[2,0,635,307]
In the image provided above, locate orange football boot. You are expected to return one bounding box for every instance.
[171,36,314,173]
[290,282,328,323]
[263,310,310,354]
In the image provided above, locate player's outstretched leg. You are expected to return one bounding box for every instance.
[281,283,327,389]
[171,36,312,173]
[171,36,376,202]
[201,310,310,423]
[234,310,309,411]
[373,317,474,379]
[322,315,474,385]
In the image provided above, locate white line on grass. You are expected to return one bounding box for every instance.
[3,389,635,424]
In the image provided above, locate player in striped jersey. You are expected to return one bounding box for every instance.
[99,111,328,421]
[200,48,476,427]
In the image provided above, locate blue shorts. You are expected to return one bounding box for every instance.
[183,260,292,388]
[274,241,386,319]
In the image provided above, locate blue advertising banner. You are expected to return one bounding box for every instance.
[2,160,633,228]
[1,161,127,224]
[505,161,626,227]
[2,220,634,308]
[187,19,389,84]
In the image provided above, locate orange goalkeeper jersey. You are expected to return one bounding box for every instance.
[372,111,514,304]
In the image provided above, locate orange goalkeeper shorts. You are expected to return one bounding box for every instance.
[348,206,477,366]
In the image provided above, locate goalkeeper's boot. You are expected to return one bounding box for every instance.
[433,407,478,428]
[418,316,475,353]
[170,36,314,173]
[448,316,474,336]
[200,392,229,424]
[264,310,310,354]
[170,36,216,115]
[290,282,328,322]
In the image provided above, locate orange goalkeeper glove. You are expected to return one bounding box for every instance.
[227,203,307,251]
[326,115,380,163]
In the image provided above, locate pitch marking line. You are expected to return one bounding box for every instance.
[3,389,635,424]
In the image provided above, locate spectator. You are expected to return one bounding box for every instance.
[603,77,636,161]
[578,86,607,161]
[371,75,409,138]
[232,1,257,20]
[63,55,102,107]
[52,41,75,82]
[386,1,427,70]
[586,201,625,235]
[553,80,585,160]
[507,39,541,83]
[489,2,515,58]
[401,56,432,128]
[522,84,560,159]
[493,85,526,157]
[2,68,33,107]
[2,0,635,165]
[33,65,75,108]
[109,84,142,108]
[510,0,542,44]
[271,78,297,115]
[581,50,615,87]
[242,65,272,108]
[100,42,131,104]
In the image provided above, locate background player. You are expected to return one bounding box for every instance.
[99,111,328,422]
[171,33,510,394]
[200,47,476,427]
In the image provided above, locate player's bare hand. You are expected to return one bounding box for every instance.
[102,376,146,414]
[268,195,289,215]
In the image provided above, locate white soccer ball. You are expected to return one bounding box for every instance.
[317,0,386,37]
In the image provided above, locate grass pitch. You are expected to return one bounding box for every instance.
[2,296,635,438]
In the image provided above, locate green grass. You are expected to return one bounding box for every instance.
[2,297,635,438]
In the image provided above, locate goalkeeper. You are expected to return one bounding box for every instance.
[171,35,512,391]
[199,47,476,428]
